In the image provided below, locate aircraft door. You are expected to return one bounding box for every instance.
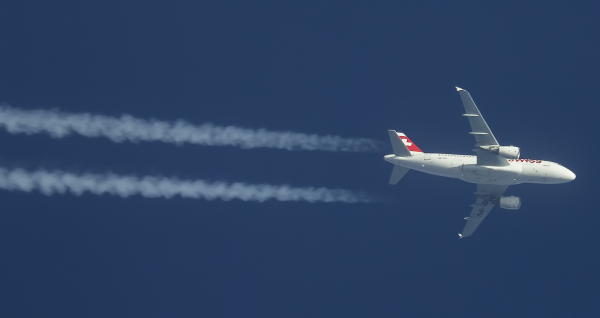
[424,154,431,160]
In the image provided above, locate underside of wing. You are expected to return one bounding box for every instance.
[476,184,510,197]
[456,87,509,167]
[456,87,499,146]
[459,184,509,238]
[460,199,494,238]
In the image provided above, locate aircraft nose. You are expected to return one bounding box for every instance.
[562,169,576,182]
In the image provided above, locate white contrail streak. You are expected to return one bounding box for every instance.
[0,106,381,152]
[0,167,373,203]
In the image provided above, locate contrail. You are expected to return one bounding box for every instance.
[0,105,381,152]
[0,167,373,203]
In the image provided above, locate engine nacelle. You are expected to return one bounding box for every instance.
[490,146,520,159]
[498,196,521,210]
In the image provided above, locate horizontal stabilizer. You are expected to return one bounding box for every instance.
[389,165,410,185]
[387,130,411,157]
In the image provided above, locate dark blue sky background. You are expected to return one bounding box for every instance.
[1,1,598,317]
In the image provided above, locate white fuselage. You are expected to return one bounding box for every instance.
[384,152,576,185]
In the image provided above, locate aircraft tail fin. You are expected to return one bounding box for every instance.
[396,132,422,153]
[389,165,410,185]
[387,130,422,156]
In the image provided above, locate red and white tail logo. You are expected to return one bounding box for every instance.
[396,132,422,152]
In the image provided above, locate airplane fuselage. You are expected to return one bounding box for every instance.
[384,152,576,185]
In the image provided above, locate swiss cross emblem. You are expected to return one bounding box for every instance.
[477,207,485,217]
[400,138,412,146]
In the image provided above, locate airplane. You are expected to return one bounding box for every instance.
[384,87,576,238]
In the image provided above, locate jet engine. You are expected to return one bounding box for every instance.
[498,196,521,210]
[490,146,520,159]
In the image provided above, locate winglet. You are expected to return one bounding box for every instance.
[458,233,464,239]
[456,86,464,91]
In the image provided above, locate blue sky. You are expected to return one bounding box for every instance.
[1,1,598,317]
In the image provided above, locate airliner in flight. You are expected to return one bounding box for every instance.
[384,87,575,238]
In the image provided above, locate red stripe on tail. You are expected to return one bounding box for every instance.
[397,133,422,152]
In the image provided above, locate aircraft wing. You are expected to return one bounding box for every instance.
[459,184,509,238]
[456,87,499,146]
[456,87,509,166]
